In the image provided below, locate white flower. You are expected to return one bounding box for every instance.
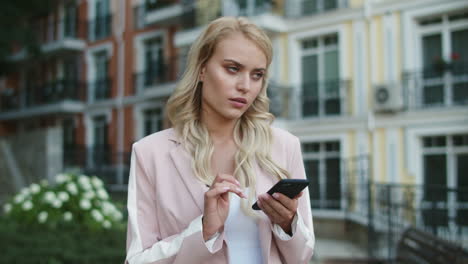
[63,211,73,221]
[38,211,48,223]
[101,201,115,215]
[91,176,104,188]
[102,220,112,229]
[52,199,62,208]
[56,173,69,184]
[22,200,33,211]
[44,191,55,203]
[20,187,30,197]
[66,182,78,195]
[113,210,123,221]
[30,183,41,194]
[83,191,95,200]
[78,175,92,190]
[97,189,109,200]
[80,199,91,210]
[58,192,69,202]
[3,203,12,214]
[14,194,25,204]
[91,209,104,222]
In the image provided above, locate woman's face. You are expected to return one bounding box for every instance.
[199,32,267,123]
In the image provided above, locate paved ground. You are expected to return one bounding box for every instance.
[309,238,368,264]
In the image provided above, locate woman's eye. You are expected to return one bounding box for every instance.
[227,66,238,73]
[253,72,264,80]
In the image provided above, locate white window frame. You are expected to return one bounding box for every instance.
[133,101,165,141]
[85,42,113,103]
[289,24,347,120]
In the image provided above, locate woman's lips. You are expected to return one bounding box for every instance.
[229,98,247,108]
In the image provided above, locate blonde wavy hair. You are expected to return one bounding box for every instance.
[166,16,289,216]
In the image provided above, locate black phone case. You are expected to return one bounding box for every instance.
[252,179,309,210]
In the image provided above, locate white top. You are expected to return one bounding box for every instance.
[224,189,263,264]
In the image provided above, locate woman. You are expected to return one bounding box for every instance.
[125,16,315,264]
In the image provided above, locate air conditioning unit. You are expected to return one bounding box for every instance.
[373,83,404,113]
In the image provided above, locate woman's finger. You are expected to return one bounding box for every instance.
[258,195,283,222]
[272,192,298,211]
[206,184,246,199]
[263,194,294,220]
[212,173,240,187]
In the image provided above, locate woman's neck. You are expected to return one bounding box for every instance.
[201,114,237,145]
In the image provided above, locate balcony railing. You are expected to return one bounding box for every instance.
[24,79,86,107]
[89,78,112,102]
[403,63,468,109]
[133,56,183,95]
[179,0,222,31]
[133,0,179,29]
[0,90,21,112]
[35,17,88,45]
[63,144,131,186]
[88,15,112,42]
[300,79,350,118]
[285,0,348,18]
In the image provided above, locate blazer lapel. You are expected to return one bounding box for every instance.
[169,143,206,213]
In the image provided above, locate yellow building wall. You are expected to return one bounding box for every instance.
[374,16,384,84]
[349,0,365,8]
[345,22,354,115]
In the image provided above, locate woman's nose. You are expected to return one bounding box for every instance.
[236,74,251,92]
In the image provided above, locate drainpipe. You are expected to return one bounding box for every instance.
[115,0,126,190]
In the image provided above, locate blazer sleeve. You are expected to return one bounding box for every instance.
[125,143,224,264]
[273,136,315,263]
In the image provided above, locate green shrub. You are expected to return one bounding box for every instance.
[1,173,127,263]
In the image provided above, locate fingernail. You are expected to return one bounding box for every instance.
[223,187,230,191]
[273,193,279,199]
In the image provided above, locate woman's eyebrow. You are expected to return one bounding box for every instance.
[223,59,266,72]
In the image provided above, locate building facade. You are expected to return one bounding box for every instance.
[0,0,467,260]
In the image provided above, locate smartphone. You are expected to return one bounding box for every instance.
[252,179,310,210]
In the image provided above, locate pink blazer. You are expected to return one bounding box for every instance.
[125,127,315,264]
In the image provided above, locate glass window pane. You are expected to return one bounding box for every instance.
[456,154,468,225]
[423,154,447,201]
[305,160,320,208]
[302,0,318,16]
[453,134,468,146]
[302,55,319,116]
[422,34,443,76]
[451,28,468,75]
[325,157,341,209]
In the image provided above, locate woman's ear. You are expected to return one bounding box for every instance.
[199,66,206,82]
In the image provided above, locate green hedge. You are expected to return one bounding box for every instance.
[0,220,126,264]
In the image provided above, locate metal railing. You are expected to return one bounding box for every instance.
[34,17,87,45]
[88,78,112,102]
[63,144,131,186]
[133,55,183,95]
[24,79,86,107]
[284,0,348,18]
[402,63,468,109]
[0,90,21,112]
[88,15,112,42]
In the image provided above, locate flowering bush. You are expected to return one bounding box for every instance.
[2,173,124,231]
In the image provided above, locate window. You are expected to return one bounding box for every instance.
[91,0,111,41]
[143,108,163,136]
[93,51,109,100]
[302,140,341,209]
[301,0,339,16]
[144,37,165,86]
[422,134,468,229]
[145,0,173,12]
[62,119,77,168]
[301,33,341,117]
[64,4,77,38]
[91,115,109,166]
[419,11,468,107]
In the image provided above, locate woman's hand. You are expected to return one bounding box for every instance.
[257,192,303,234]
[202,173,246,241]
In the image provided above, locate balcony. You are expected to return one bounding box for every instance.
[88,78,112,103]
[88,15,112,42]
[134,0,182,29]
[0,80,86,120]
[284,0,348,18]
[63,144,131,187]
[403,63,468,110]
[9,18,87,61]
[133,56,182,96]
[300,79,350,118]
